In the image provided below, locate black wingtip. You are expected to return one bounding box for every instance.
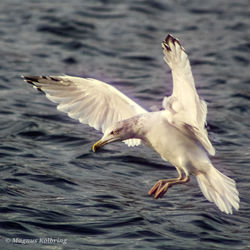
[22,75,43,92]
[162,40,171,51]
[22,75,40,83]
[165,34,174,43]
[165,34,180,45]
[162,34,181,51]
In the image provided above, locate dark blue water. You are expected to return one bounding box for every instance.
[1,0,250,249]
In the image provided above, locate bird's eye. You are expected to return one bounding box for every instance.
[111,130,118,135]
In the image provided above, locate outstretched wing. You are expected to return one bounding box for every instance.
[23,75,147,146]
[162,35,215,155]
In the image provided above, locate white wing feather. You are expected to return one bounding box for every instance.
[23,75,147,147]
[162,35,215,156]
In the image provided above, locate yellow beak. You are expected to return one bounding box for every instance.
[92,139,105,152]
[92,134,119,152]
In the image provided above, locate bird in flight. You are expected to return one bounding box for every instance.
[23,34,239,214]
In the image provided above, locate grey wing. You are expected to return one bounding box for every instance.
[23,75,147,147]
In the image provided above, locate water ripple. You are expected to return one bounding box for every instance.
[1,0,250,249]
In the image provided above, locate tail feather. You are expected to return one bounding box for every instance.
[196,165,239,214]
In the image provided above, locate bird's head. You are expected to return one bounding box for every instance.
[92,120,137,152]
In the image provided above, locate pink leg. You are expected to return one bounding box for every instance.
[148,168,189,199]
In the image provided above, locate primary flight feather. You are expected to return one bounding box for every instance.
[23,34,239,214]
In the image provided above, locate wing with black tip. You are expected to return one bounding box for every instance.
[23,75,147,147]
[162,35,215,155]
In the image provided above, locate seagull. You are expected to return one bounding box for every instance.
[23,34,239,214]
